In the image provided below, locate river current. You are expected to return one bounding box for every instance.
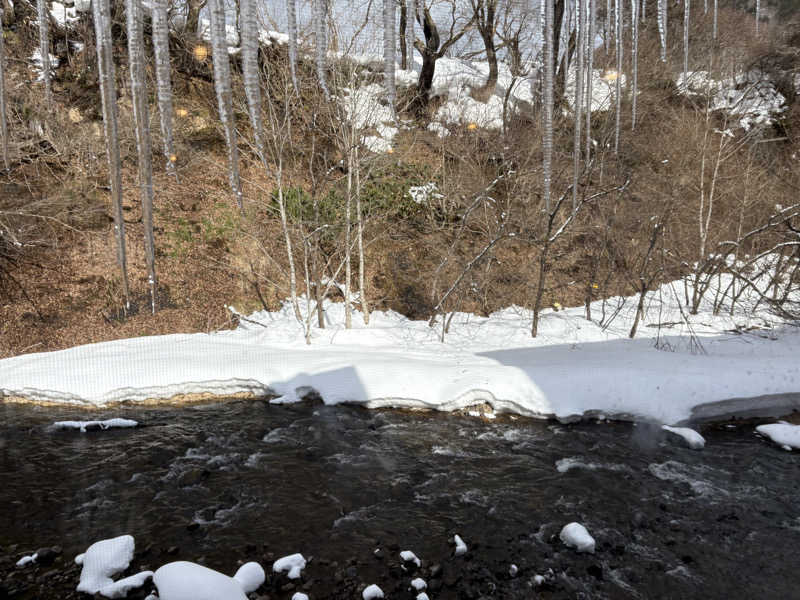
[1,400,798,599]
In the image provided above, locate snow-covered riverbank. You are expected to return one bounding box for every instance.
[2,268,798,425]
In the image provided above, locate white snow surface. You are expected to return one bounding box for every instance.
[662,425,706,449]
[16,553,37,567]
[273,553,306,579]
[416,594,430,600]
[51,418,138,432]
[400,550,421,567]
[454,534,468,556]
[100,571,153,599]
[756,423,800,450]
[362,584,385,600]
[560,522,596,554]
[292,594,309,600]
[233,562,265,592]
[2,267,799,425]
[76,535,135,595]
[153,561,249,600]
[411,577,427,590]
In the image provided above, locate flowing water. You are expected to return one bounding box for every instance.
[1,400,798,599]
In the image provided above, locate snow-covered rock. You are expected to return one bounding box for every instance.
[400,550,421,567]
[233,562,265,592]
[16,553,37,567]
[662,425,706,450]
[76,535,135,595]
[362,584,384,599]
[100,571,153,599]
[410,577,426,590]
[560,522,595,554]
[416,593,430,600]
[292,594,309,600]
[273,553,306,579]
[51,418,138,432]
[509,564,518,577]
[153,561,250,600]
[756,423,800,450]
[454,534,468,556]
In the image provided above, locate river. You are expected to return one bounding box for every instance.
[1,400,798,599]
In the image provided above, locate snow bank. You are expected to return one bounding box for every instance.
[233,562,265,592]
[2,268,799,425]
[560,522,595,554]
[153,561,250,600]
[51,418,138,432]
[76,535,135,595]
[756,423,800,450]
[662,425,706,450]
[273,553,306,579]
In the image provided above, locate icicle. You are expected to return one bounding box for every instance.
[585,0,595,160]
[605,0,610,53]
[543,0,554,212]
[614,0,621,154]
[92,0,131,309]
[683,0,689,89]
[240,0,265,160]
[314,0,329,96]
[0,1,8,170]
[631,0,638,130]
[405,0,415,71]
[657,0,666,62]
[36,0,51,108]
[384,0,396,114]
[640,0,645,21]
[703,0,707,14]
[126,0,157,313]
[572,0,585,209]
[151,0,177,178]
[209,0,243,209]
[286,0,298,91]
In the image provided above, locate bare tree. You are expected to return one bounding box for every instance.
[209,0,243,209]
[315,0,330,96]
[542,0,554,212]
[185,0,207,38]
[287,0,299,90]
[613,0,621,153]
[572,0,585,209]
[470,0,499,98]
[36,0,52,109]
[0,1,7,170]
[630,0,638,129]
[384,0,396,113]
[92,0,131,309]
[151,0,177,178]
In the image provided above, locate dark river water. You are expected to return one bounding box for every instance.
[1,400,799,599]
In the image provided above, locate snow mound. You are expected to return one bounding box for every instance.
[756,423,800,450]
[273,553,306,579]
[662,425,706,449]
[233,562,265,592]
[76,535,135,594]
[100,571,153,599]
[16,553,37,567]
[363,584,384,599]
[410,577,427,590]
[416,593,430,600]
[560,522,595,553]
[400,550,421,567]
[153,561,250,600]
[453,534,468,556]
[292,593,309,600]
[51,418,138,432]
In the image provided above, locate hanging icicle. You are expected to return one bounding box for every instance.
[240,0,265,160]
[286,0,298,91]
[641,0,645,21]
[573,0,585,209]
[683,0,689,89]
[36,0,51,108]
[209,0,243,209]
[543,0,554,213]
[314,0,329,96]
[657,0,666,62]
[0,2,8,170]
[384,0,396,114]
[631,0,638,130]
[605,0,611,53]
[126,0,157,313]
[755,0,760,34]
[585,0,595,160]
[151,0,177,178]
[405,0,415,71]
[614,0,621,153]
[713,0,717,40]
[92,0,131,309]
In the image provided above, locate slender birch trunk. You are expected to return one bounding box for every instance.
[37,0,52,109]
[344,134,353,329]
[93,0,131,309]
[384,0,396,115]
[543,0,554,212]
[605,0,610,53]
[355,145,369,324]
[585,0,595,159]
[755,0,760,34]
[614,0,621,153]
[286,0,298,91]
[314,0,329,96]
[405,0,415,71]
[572,0,584,209]
[713,0,717,39]
[630,0,638,130]
[0,2,8,170]
[209,0,243,209]
[151,0,177,178]
[126,0,157,313]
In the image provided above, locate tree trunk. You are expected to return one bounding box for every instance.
[383,0,396,115]
[286,0,298,91]
[151,0,177,178]
[355,145,369,324]
[399,3,407,69]
[531,242,550,337]
[93,0,131,310]
[185,0,205,38]
[0,1,8,170]
[314,0,329,96]
[542,0,554,212]
[36,0,52,109]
